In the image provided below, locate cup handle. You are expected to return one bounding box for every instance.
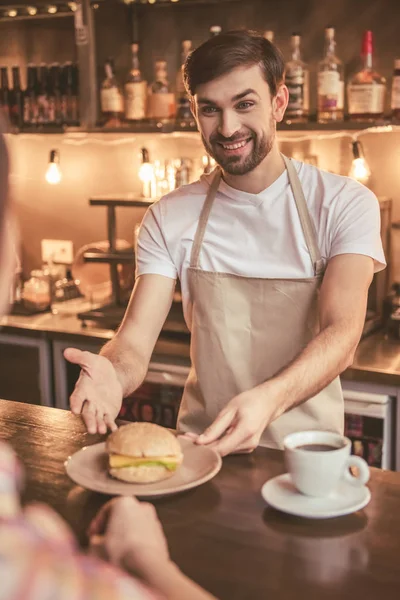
[343,456,370,486]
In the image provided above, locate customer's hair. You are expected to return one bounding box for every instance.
[0,117,9,230]
[183,30,285,99]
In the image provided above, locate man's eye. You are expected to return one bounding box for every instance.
[237,101,254,110]
[201,106,218,115]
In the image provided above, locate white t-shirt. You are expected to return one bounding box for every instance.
[136,159,386,326]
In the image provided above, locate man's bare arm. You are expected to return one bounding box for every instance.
[268,254,374,417]
[64,273,176,433]
[100,273,176,396]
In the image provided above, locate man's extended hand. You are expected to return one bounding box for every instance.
[64,348,123,435]
[194,385,281,456]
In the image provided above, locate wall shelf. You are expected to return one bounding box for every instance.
[9,119,400,136]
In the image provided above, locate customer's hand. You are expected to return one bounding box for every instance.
[194,384,281,456]
[64,348,123,434]
[88,496,169,577]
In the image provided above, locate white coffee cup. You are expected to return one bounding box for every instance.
[283,430,370,497]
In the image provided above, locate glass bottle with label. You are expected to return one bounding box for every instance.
[37,65,50,124]
[176,40,193,124]
[9,67,23,128]
[124,43,147,122]
[23,65,38,125]
[284,33,309,123]
[147,60,175,122]
[100,58,124,126]
[317,27,344,123]
[347,30,386,122]
[47,64,61,125]
[391,59,400,122]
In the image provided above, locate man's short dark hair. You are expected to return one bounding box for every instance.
[183,29,285,99]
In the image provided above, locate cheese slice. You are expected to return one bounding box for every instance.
[109,453,181,470]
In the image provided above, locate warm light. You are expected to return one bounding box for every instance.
[68,2,77,11]
[264,30,274,42]
[45,150,62,185]
[47,5,58,14]
[8,9,18,17]
[171,0,179,3]
[148,0,156,3]
[138,148,156,198]
[348,141,371,185]
[27,6,37,15]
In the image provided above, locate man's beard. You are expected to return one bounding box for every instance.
[201,121,275,176]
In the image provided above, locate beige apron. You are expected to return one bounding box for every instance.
[177,155,344,449]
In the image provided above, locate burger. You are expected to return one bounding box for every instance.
[106,422,183,483]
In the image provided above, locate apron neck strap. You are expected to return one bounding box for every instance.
[190,167,222,268]
[190,159,323,276]
[282,155,324,277]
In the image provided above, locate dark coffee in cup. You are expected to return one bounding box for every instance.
[296,443,342,452]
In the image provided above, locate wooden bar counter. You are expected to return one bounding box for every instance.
[1,399,399,600]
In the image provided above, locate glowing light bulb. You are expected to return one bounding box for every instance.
[8,9,18,17]
[138,148,156,198]
[348,141,371,185]
[47,5,57,14]
[27,6,37,15]
[68,2,77,10]
[45,150,62,185]
[349,157,371,184]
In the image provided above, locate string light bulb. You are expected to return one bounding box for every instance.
[47,5,58,14]
[45,150,62,185]
[68,2,78,11]
[138,148,156,198]
[349,140,371,185]
[27,6,37,15]
[7,9,18,17]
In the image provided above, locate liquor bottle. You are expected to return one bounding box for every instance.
[124,43,147,122]
[391,59,400,122]
[0,67,10,120]
[36,64,49,124]
[347,30,386,121]
[48,64,62,125]
[317,27,344,123]
[209,25,222,37]
[263,30,274,43]
[284,33,309,123]
[175,40,193,124]
[100,58,124,126]
[9,67,23,128]
[147,60,175,121]
[23,64,38,125]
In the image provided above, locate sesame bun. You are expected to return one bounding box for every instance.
[106,422,183,484]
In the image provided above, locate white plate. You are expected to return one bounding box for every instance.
[261,473,371,519]
[65,438,222,498]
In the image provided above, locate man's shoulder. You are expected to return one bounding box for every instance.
[295,160,377,205]
[156,175,209,211]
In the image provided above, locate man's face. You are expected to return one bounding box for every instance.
[192,64,280,175]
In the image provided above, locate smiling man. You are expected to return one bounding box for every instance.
[65,30,385,456]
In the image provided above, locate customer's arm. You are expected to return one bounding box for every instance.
[64,273,176,434]
[89,497,217,600]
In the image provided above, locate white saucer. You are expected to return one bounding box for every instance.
[261,473,371,519]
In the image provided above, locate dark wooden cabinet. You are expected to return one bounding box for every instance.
[0,333,53,405]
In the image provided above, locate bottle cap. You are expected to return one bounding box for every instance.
[361,30,373,56]
[325,27,335,39]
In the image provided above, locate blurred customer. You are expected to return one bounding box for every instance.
[0,119,215,600]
